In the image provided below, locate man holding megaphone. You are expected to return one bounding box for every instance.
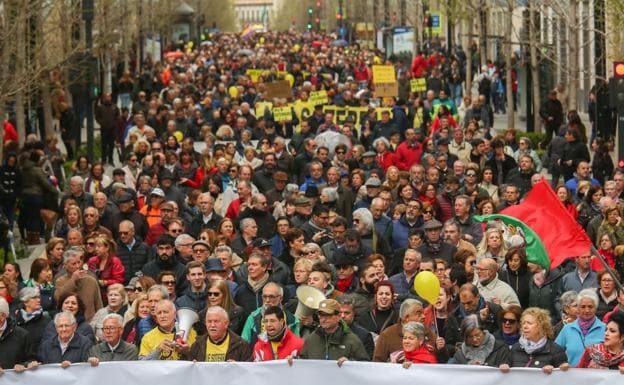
[139,300,197,360]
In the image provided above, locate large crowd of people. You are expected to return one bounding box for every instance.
[1,30,623,375]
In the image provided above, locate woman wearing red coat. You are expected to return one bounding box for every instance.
[373,137,397,172]
[87,236,125,305]
[252,306,304,361]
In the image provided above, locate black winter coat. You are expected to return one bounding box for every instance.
[117,237,152,284]
[451,339,510,366]
[0,318,37,368]
[499,266,532,309]
[14,310,50,358]
[509,339,567,368]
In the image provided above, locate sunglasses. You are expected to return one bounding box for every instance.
[134,287,143,292]
[502,318,517,325]
[162,281,176,286]
[465,173,477,177]
[336,150,345,154]
[424,210,433,214]
[207,292,221,297]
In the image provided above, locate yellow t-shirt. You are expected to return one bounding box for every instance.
[270,341,280,358]
[140,327,197,360]
[205,334,230,362]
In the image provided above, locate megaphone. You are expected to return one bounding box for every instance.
[295,285,326,318]
[176,307,199,342]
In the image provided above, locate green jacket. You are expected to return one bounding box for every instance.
[300,320,369,361]
[241,307,300,347]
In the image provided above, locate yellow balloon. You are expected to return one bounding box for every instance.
[228,86,238,98]
[285,74,295,87]
[260,37,265,44]
[173,131,184,143]
[413,271,440,304]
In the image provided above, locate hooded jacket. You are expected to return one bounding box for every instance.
[0,318,37,368]
[252,326,304,361]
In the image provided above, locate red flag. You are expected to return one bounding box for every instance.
[501,179,592,269]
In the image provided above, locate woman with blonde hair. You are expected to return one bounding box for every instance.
[476,226,508,267]
[500,307,569,373]
[90,283,128,340]
[86,236,125,304]
[122,293,151,345]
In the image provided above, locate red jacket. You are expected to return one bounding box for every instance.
[3,120,17,144]
[395,141,423,171]
[376,151,397,172]
[145,221,167,246]
[252,328,304,361]
[411,55,427,78]
[87,255,125,304]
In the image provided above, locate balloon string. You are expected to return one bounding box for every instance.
[432,306,439,338]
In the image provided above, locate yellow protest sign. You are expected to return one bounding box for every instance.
[410,78,427,93]
[309,91,329,106]
[273,106,292,122]
[246,69,263,83]
[255,102,273,118]
[372,65,396,84]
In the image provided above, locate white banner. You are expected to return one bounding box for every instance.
[0,360,620,385]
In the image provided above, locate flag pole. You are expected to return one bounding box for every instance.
[590,245,624,293]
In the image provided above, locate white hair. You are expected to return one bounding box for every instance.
[54,311,77,326]
[577,288,599,308]
[352,208,374,233]
[205,306,229,321]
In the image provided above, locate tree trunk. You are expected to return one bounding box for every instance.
[529,0,541,133]
[16,5,26,143]
[568,0,579,111]
[41,82,55,137]
[505,1,514,128]
[478,0,487,68]
[466,14,474,97]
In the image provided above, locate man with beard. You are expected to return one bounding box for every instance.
[437,175,461,223]
[253,152,279,192]
[332,229,372,271]
[241,282,300,348]
[341,264,380,316]
[252,305,304,361]
[416,219,457,265]
[141,235,187,293]
[300,204,331,245]
[392,199,424,249]
[236,194,276,240]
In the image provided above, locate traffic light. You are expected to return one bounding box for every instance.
[610,61,624,112]
[307,23,313,30]
[315,17,320,24]
[316,1,321,7]
[307,8,313,14]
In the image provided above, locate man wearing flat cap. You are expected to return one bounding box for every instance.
[299,299,368,364]
[416,219,457,264]
[111,192,148,240]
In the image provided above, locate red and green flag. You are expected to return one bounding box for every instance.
[476,179,592,270]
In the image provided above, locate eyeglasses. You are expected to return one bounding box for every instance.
[424,210,433,214]
[336,150,345,154]
[465,173,477,177]
[86,242,95,246]
[119,231,130,235]
[102,326,119,332]
[207,292,221,297]
[304,250,317,255]
[169,229,183,233]
[162,281,176,286]
[502,318,517,325]
[194,248,209,253]
[262,294,280,300]
[84,213,96,217]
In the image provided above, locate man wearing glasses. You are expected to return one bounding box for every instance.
[87,314,138,363]
[116,220,151,284]
[240,282,300,348]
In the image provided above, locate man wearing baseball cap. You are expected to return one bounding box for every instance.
[299,299,368,364]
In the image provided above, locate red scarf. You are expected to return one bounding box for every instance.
[336,274,354,293]
[404,345,437,364]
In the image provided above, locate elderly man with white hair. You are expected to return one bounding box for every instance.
[0,297,39,373]
[39,311,93,366]
[87,314,138,364]
[186,306,252,362]
[352,208,392,257]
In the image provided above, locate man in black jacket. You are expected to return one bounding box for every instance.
[189,193,222,238]
[117,220,152,284]
[0,297,38,371]
[539,90,564,147]
[337,297,374,360]
[111,193,148,240]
